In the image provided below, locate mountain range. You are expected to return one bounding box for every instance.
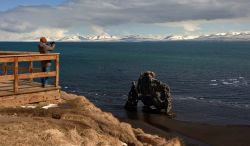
[9,31,250,42]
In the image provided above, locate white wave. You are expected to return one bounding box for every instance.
[176,95,250,110]
[209,83,218,86]
[233,81,240,83]
[228,78,238,81]
[210,80,217,82]
[208,100,250,109]
[217,77,248,86]
[208,99,222,104]
[222,81,233,85]
[176,96,197,100]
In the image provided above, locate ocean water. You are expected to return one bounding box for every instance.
[1,41,250,125]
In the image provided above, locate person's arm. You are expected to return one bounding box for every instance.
[39,42,55,51]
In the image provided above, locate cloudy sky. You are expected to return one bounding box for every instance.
[0,0,250,40]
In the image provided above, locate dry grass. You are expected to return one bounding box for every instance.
[0,91,182,146]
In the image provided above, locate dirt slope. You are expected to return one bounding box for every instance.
[0,91,182,146]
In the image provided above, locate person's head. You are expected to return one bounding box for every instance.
[40,37,47,43]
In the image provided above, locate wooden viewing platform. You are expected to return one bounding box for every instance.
[0,51,60,107]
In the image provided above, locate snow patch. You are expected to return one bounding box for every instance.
[42,104,58,109]
[5,31,250,42]
[21,105,36,109]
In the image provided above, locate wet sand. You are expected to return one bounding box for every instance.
[119,110,250,146]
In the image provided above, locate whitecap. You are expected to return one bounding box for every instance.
[209,83,218,86]
[229,78,237,81]
[210,80,217,82]
[233,81,240,84]
[222,81,233,85]
[209,99,222,104]
[186,96,197,100]
[64,86,68,89]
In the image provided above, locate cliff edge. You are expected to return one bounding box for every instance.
[0,91,182,146]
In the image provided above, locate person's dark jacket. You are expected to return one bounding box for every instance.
[38,42,56,67]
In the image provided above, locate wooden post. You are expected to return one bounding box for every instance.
[14,57,19,93]
[28,61,33,82]
[55,54,59,87]
[3,62,7,75]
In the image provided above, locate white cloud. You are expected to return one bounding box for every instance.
[31,28,67,38]
[0,19,35,33]
[91,25,106,35]
[0,0,250,38]
[182,23,201,32]
[162,20,202,33]
[0,28,67,41]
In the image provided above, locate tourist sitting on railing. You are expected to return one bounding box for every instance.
[38,37,56,87]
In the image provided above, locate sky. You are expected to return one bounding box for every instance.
[0,0,65,11]
[0,0,250,40]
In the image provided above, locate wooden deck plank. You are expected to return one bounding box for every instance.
[0,89,61,107]
[0,51,61,105]
[0,84,49,92]
[0,80,60,97]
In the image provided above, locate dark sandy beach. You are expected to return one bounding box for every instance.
[120,110,250,146]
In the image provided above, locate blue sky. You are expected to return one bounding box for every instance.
[0,0,250,40]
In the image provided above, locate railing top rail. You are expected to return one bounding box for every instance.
[0,51,37,54]
[0,52,59,58]
[0,51,38,56]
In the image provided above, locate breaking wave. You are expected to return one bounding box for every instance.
[175,95,250,110]
[209,77,248,87]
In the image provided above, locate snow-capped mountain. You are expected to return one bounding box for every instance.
[163,32,250,41]
[56,33,119,41]
[4,31,250,42]
[196,31,250,41]
[120,35,162,42]
[87,33,119,41]
[58,35,88,42]
[57,31,250,41]
[164,35,199,41]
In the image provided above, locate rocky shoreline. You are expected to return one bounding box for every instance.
[0,91,182,146]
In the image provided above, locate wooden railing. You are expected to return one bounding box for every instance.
[0,52,60,93]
